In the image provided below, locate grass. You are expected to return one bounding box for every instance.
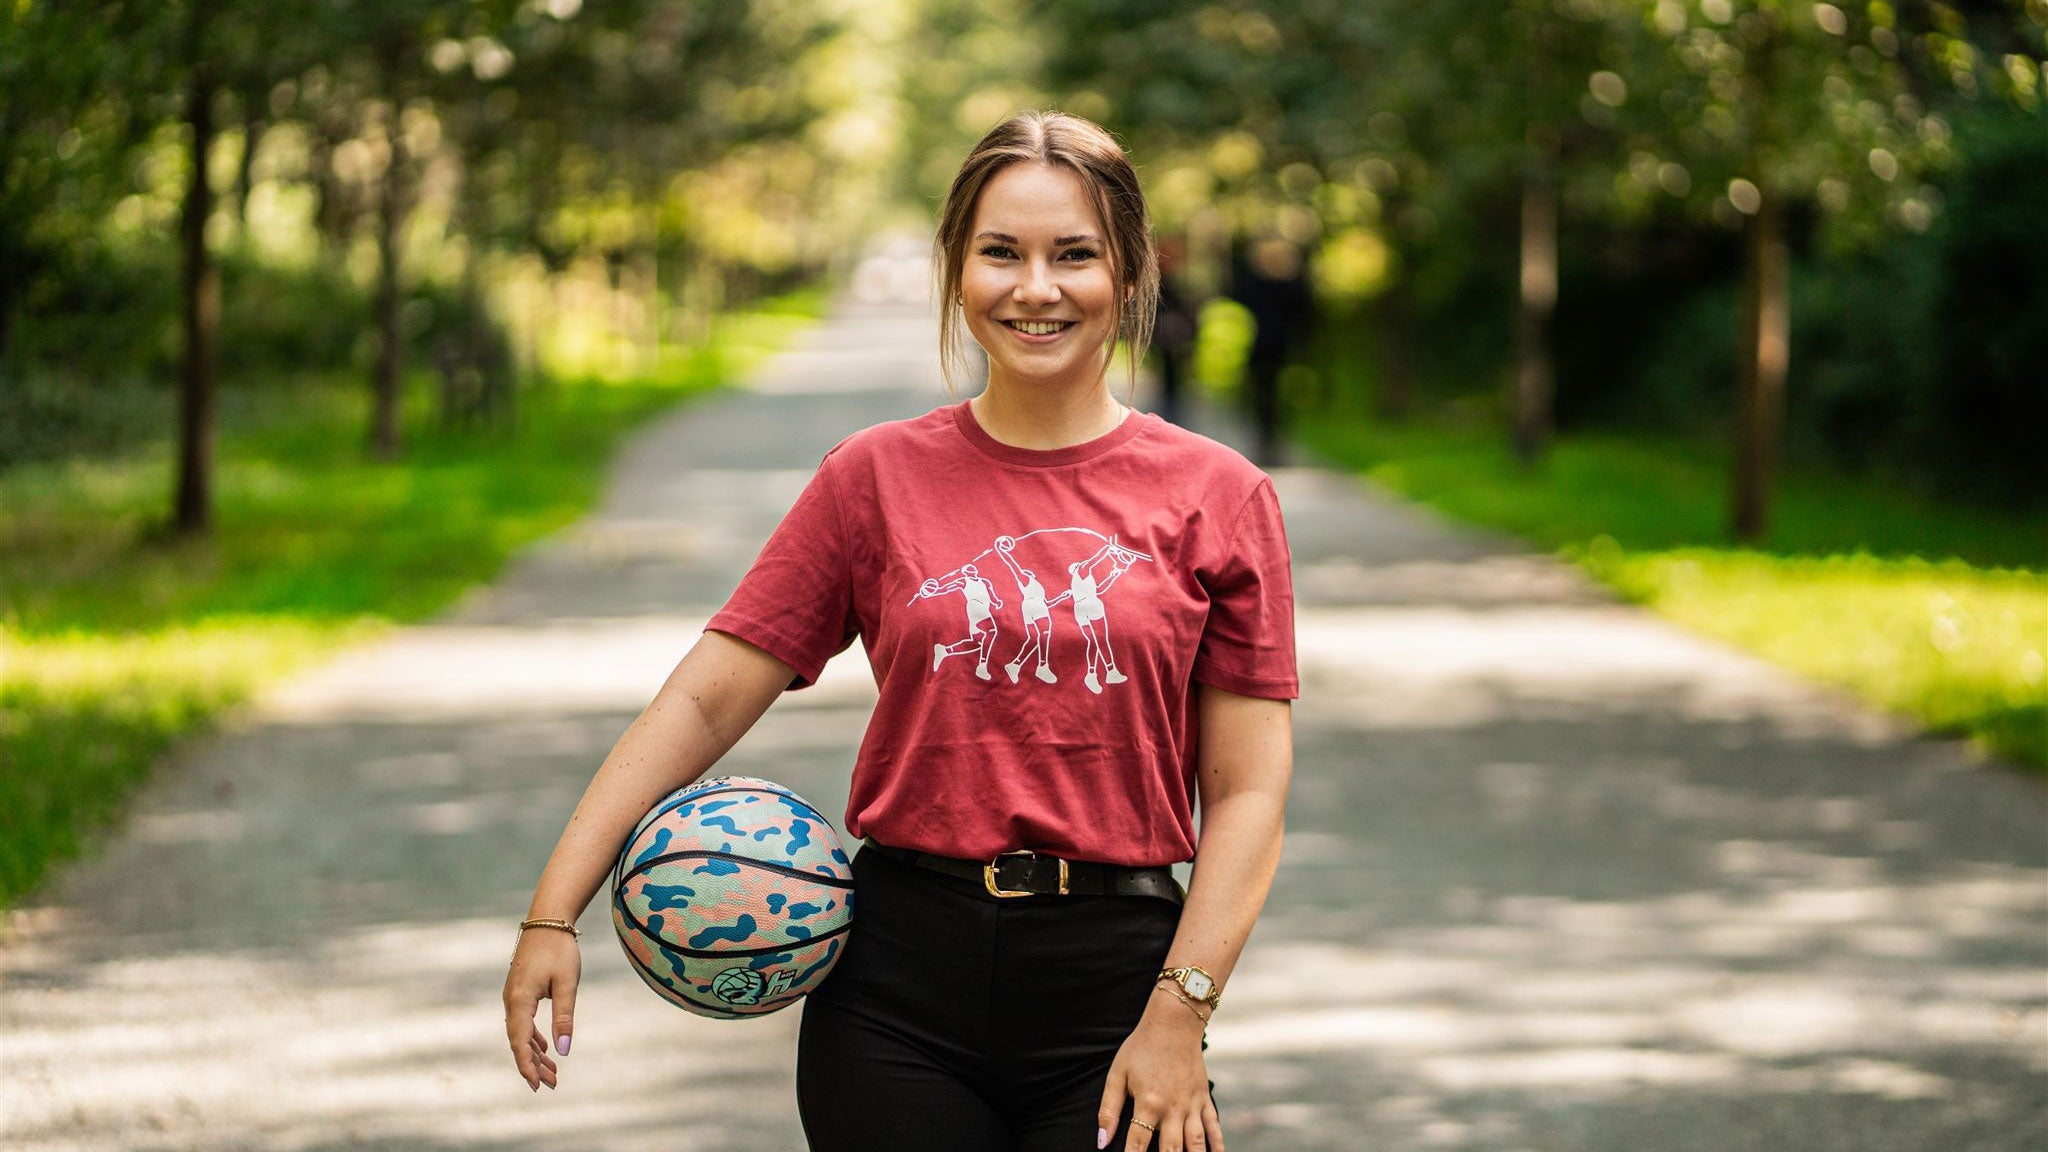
[1292,406,2047,772]
[0,292,825,914]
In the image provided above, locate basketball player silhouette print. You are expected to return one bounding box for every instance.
[993,533,1057,684]
[1065,534,1149,693]
[916,562,1006,680]
[909,525,1153,693]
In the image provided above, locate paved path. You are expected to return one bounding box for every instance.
[4,292,2043,1152]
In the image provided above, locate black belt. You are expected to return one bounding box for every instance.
[861,837,1184,903]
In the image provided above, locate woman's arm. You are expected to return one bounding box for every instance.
[1099,682,1293,1152]
[502,628,799,1090]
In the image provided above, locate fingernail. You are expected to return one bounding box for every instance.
[531,1082,539,1093]
[556,1034,570,1056]
[1097,1128,1109,1149]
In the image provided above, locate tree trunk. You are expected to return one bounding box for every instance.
[174,31,219,538]
[309,112,349,246]
[231,109,263,227]
[1730,190,1789,543]
[368,101,409,462]
[1512,135,1558,468]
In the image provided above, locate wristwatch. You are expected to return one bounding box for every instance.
[1157,964,1222,1009]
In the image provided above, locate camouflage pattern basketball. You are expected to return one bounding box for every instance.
[609,775,854,1019]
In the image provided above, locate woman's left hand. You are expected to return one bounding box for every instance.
[1097,986,1223,1152]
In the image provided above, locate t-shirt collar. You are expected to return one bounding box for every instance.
[950,398,1149,468]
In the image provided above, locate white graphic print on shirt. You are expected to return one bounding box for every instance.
[907,526,1154,695]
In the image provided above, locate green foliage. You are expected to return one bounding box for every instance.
[1574,546,2048,771]
[216,251,371,380]
[0,0,869,410]
[4,236,183,381]
[0,249,379,468]
[1192,298,1253,400]
[1551,232,1740,431]
[0,295,822,912]
[0,233,183,468]
[1923,102,2048,505]
[1782,243,1942,472]
[1032,0,2047,511]
[0,374,173,471]
[0,0,152,341]
[1294,409,2047,772]
[1596,101,2048,503]
[0,620,346,919]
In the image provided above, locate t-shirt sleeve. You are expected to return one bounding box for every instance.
[703,451,858,691]
[1192,477,1299,700]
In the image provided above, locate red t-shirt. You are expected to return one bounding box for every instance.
[704,399,1297,867]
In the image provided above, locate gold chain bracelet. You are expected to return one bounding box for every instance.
[1154,979,1212,1029]
[509,918,581,965]
[521,917,581,937]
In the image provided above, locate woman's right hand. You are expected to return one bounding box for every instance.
[502,927,582,1091]
[494,630,798,1093]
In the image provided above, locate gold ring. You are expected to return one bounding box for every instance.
[1132,1118,1157,1132]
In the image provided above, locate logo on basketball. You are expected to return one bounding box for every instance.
[711,965,798,1005]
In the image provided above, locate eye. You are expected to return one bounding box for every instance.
[1060,247,1099,262]
[977,244,1016,259]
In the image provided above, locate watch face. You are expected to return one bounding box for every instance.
[1185,971,1213,999]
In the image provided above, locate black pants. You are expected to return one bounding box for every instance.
[796,843,1210,1152]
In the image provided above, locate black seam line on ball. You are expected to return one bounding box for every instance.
[615,784,837,889]
[620,849,859,890]
[612,891,855,958]
[612,927,803,1013]
[618,785,803,890]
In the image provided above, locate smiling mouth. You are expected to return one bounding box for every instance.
[1003,320,1076,336]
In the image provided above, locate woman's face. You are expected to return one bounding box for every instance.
[960,162,1120,392]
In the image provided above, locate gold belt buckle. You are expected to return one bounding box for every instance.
[984,849,1068,898]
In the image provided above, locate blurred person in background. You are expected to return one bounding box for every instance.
[1151,231,1200,426]
[1226,232,1313,468]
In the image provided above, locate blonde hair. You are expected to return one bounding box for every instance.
[933,110,1159,398]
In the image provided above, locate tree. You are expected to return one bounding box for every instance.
[1366,0,1640,463]
[174,0,220,534]
[0,0,141,361]
[168,0,325,533]
[1629,0,2013,541]
[1036,0,1635,459]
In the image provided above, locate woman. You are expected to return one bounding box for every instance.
[503,110,1297,1152]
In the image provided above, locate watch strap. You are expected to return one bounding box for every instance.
[1157,964,1223,1008]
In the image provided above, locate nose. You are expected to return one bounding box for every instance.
[1013,257,1060,306]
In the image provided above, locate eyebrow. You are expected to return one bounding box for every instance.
[975,231,1100,246]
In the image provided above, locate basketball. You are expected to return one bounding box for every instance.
[609,774,854,1019]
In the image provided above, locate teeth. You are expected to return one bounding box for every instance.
[1011,321,1066,335]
